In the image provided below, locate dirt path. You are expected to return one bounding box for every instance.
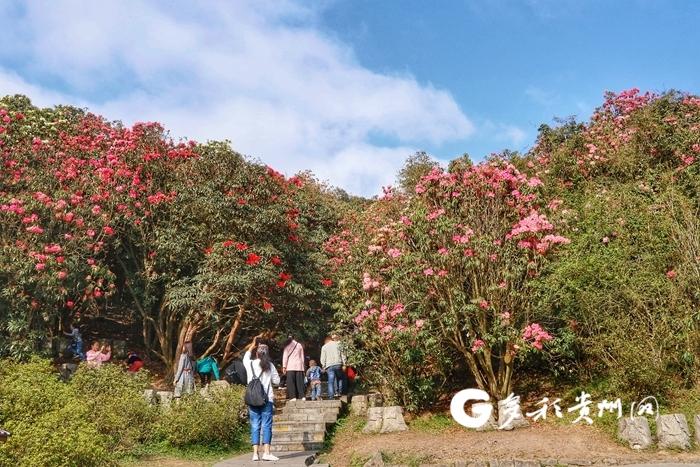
[324,423,700,466]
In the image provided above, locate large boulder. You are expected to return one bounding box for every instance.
[657,414,691,450]
[380,406,408,433]
[618,417,653,449]
[363,406,408,434]
[363,407,385,434]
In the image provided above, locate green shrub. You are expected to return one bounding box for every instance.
[0,358,71,423]
[0,401,110,467]
[0,359,113,466]
[70,363,159,454]
[158,386,247,448]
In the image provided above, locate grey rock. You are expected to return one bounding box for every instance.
[143,389,157,404]
[363,451,384,467]
[156,390,173,408]
[466,463,487,467]
[657,414,691,450]
[379,406,408,433]
[618,417,653,450]
[363,407,385,433]
[497,396,528,430]
[539,460,559,466]
[59,363,78,381]
[694,414,700,446]
[351,395,369,416]
[513,461,539,467]
[209,380,230,391]
[561,459,593,466]
[488,461,514,467]
[368,393,384,408]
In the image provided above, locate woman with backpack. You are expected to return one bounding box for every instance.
[243,333,280,462]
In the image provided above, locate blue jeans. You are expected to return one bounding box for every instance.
[310,382,322,400]
[249,401,273,445]
[326,364,343,397]
[69,341,85,361]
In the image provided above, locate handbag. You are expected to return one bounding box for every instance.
[244,361,270,407]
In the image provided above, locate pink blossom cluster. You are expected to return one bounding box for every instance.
[522,323,553,350]
[506,212,554,239]
[362,272,380,291]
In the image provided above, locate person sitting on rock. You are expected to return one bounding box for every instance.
[86,341,111,368]
[196,355,220,386]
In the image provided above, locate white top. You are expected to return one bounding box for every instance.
[242,350,280,401]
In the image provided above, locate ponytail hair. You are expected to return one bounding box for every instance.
[253,343,271,372]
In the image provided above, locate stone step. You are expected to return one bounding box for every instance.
[272,421,326,432]
[282,406,340,415]
[284,399,342,409]
[270,440,324,452]
[271,430,325,443]
[275,412,339,423]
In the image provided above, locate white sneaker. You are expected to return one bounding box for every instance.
[301,397,306,401]
[252,453,260,461]
[262,453,279,461]
[288,398,297,402]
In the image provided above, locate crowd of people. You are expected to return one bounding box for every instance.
[63,321,357,461]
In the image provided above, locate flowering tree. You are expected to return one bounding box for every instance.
[328,160,569,400]
[0,95,194,357]
[0,96,338,371]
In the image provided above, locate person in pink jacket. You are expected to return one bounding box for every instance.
[85,341,111,368]
[281,336,305,401]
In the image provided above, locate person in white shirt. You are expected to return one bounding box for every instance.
[243,334,281,462]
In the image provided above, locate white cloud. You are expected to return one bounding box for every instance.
[479,120,529,149]
[0,0,474,196]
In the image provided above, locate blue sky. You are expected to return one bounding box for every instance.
[1,1,699,195]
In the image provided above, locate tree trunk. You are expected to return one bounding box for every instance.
[222,306,245,365]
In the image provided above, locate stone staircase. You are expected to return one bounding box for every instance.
[270,393,344,453]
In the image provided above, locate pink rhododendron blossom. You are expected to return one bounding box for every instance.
[522,323,553,350]
[423,268,434,276]
[666,269,677,279]
[471,339,485,352]
[426,208,445,221]
[387,248,402,258]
